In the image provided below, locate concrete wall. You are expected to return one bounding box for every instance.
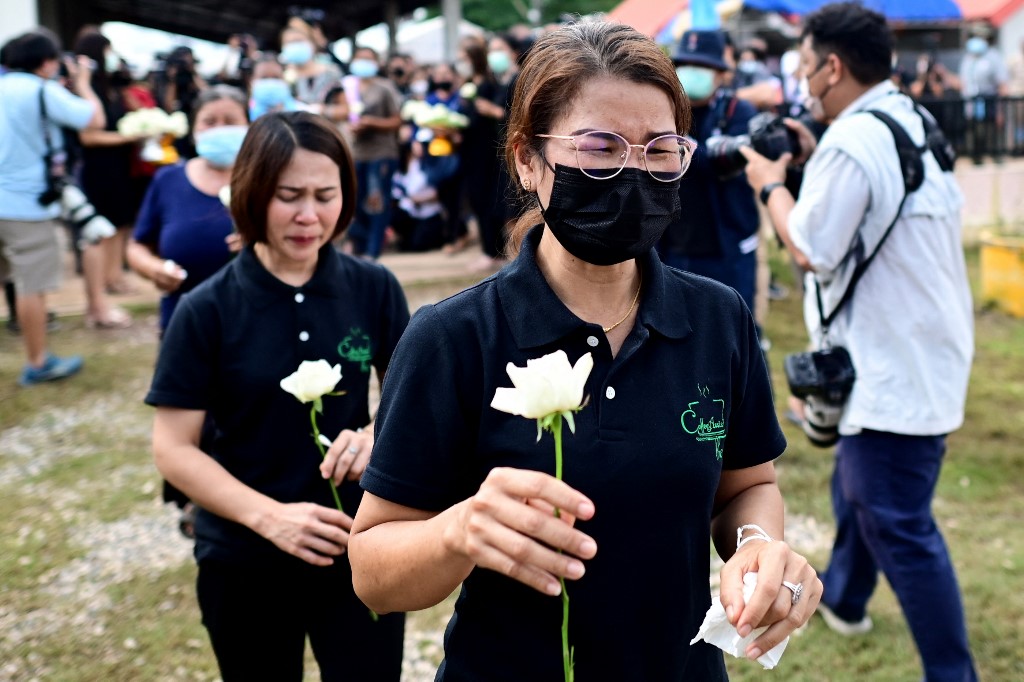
[958,159,1024,241]
[999,8,1024,64]
[0,0,38,47]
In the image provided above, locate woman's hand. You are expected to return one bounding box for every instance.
[443,467,597,597]
[319,428,375,484]
[474,98,505,120]
[254,500,353,566]
[719,539,822,661]
[225,233,243,253]
[150,259,186,293]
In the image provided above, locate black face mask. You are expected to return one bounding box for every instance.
[430,80,453,92]
[538,164,681,266]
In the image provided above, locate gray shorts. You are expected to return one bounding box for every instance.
[0,218,63,295]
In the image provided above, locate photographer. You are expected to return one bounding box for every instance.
[158,46,207,158]
[661,29,760,313]
[741,4,977,681]
[0,29,106,386]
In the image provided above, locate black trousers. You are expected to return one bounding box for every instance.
[197,554,405,681]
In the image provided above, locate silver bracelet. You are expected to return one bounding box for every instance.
[736,523,774,551]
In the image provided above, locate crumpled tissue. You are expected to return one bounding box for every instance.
[689,571,790,670]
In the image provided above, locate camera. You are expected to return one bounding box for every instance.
[705,112,802,179]
[38,150,68,206]
[784,346,856,448]
[60,184,116,247]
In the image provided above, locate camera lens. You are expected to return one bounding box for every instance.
[802,396,843,448]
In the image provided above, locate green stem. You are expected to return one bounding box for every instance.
[310,405,344,514]
[551,418,572,682]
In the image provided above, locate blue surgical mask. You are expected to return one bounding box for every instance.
[280,40,314,66]
[966,37,988,56]
[251,78,292,108]
[349,58,379,78]
[676,66,716,101]
[195,125,249,168]
[487,50,511,75]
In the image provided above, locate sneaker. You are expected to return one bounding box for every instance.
[19,353,83,387]
[817,601,873,636]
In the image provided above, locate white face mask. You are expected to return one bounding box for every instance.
[455,60,473,79]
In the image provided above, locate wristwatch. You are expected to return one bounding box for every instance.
[760,182,785,206]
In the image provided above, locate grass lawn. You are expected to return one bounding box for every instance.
[0,249,1021,681]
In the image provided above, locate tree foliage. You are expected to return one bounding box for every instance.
[430,0,622,34]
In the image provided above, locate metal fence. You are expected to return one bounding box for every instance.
[916,96,1024,162]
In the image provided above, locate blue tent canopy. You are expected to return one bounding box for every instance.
[743,0,961,21]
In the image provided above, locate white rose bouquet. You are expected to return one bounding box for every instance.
[117,108,189,164]
[491,350,594,682]
[280,360,348,512]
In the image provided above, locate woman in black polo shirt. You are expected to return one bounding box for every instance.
[145,112,408,681]
[350,23,821,681]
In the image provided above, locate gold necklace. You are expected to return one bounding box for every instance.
[602,269,642,334]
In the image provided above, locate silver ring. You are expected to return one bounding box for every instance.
[781,580,803,605]
[348,446,359,454]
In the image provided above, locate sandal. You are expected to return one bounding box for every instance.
[85,307,132,329]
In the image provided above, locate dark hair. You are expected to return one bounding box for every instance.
[4,29,60,72]
[230,111,356,244]
[323,85,345,104]
[74,30,112,100]
[0,38,12,68]
[504,21,691,254]
[460,35,491,80]
[801,2,893,86]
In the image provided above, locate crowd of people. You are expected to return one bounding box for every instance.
[0,3,982,681]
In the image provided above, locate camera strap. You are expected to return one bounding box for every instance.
[38,83,57,165]
[37,83,64,184]
[814,109,924,335]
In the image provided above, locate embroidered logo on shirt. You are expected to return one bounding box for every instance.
[337,327,372,372]
[681,384,726,460]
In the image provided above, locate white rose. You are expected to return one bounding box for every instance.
[401,99,427,121]
[280,360,343,404]
[459,82,477,100]
[218,185,231,208]
[491,350,593,421]
[166,111,189,138]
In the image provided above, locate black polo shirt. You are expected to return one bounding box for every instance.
[146,245,410,563]
[364,226,786,681]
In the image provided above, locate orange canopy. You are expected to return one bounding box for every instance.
[606,0,690,37]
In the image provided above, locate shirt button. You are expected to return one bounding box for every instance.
[294,292,305,303]
[586,335,599,347]
[605,386,616,400]
[299,331,310,342]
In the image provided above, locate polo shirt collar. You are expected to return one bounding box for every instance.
[497,226,691,350]
[235,245,344,308]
